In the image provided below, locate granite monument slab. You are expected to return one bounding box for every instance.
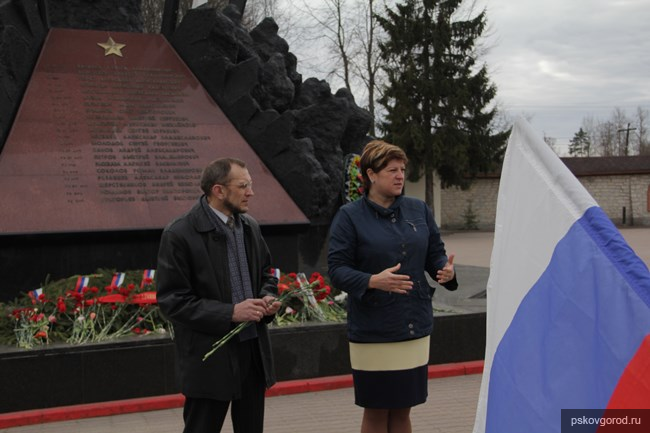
[0,28,307,235]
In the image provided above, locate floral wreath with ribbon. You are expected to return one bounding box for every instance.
[343,153,364,203]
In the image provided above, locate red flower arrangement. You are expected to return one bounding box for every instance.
[277,271,330,300]
[1,268,346,351]
[273,271,345,324]
[203,271,346,361]
[0,269,170,348]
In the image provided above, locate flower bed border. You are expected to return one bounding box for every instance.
[0,313,485,414]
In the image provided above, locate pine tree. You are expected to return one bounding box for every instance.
[376,0,507,209]
[569,127,591,157]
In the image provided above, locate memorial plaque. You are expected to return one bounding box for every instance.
[0,28,308,234]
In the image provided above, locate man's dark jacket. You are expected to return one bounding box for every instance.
[156,197,278,400]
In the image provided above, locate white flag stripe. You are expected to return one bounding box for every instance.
[473,118,597,433]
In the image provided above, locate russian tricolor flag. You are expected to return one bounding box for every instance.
[473,119,650,433]
[30,288,43,302]
[140,269,156,288]
[111,272,126,287]
[74,276,90,293]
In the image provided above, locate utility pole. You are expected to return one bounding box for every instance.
[617,123,637,156]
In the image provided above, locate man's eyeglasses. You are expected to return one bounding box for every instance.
[219,181,253,191]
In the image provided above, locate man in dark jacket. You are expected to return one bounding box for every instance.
[156,157,281,433]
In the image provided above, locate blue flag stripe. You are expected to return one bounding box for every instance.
[578,210,650,309]
[485,206,650,433]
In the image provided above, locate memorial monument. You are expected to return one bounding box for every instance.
[0,0,374,300]
[0,2,486,414]
[0,0,369,300]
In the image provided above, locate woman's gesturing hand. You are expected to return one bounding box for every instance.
[369,263,413,294]
[436,254,455,284]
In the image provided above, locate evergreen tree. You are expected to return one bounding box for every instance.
[569,127,591,157]
[376,0,507,208]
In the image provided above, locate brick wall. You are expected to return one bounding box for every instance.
[440,174,650,229]
[580,174,650,226]
[441,178,500,230]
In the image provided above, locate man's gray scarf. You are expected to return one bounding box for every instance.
[202,196,257,340]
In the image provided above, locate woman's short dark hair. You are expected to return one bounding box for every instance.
[200,157,246,196]
[360,140,408,191]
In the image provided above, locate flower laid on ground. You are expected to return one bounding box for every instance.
[0,269,171,349]
[273,271,346,325]
[203,271,347,361]
[344,153,364,203]
[1,269,346,351]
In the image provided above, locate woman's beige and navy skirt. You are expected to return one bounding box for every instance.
[349,335,429,408]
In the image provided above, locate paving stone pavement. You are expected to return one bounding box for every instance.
[0,374,482,433]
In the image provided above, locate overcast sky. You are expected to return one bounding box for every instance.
[478,0,650,148]
[282,0,650,152]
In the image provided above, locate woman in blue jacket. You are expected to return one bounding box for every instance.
[328,140,457,433]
